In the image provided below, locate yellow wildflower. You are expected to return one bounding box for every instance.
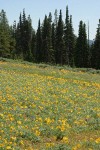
[6,146,11,150]
[95,137,100,143]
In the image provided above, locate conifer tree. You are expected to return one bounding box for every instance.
[22,10,31,60]
[64,6,75,66]
[51,9,58,63]
[15,13,23,58]
[16,10,33,61]
[75,21,88,67]
[54,9,58,29]
[41,15,48,62]
[68,15,75,66]
[35,19,42,62]
[64,6,70,65]
[51,22,56,62]
[91,19,100,69]
[87,21,91,67]
[0,10,11,58]
[51,23,55,51]
[47,12,55,63]
[41,13,54,63]
[9,24,16,59]
[56,10,64,65]
[31,29,36,61]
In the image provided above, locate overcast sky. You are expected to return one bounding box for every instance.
[0,0,100,40]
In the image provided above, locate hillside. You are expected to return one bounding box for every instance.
[0,59,100,150]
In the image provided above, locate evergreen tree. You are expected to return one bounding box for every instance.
[75,21,88,67]
[16,10,33,61]
[25,15,33,61]
[64,6,75,66]
[87,21,91,67]
[56,10,64,65]
[68,15,75,66]
[54,9,58,29]
[22,10,33,61]
[15,13,23,58]
[0,10,11,58]
[35,19,42,62]
[9,24,16,59]
[41,15,48,62]
[64,6,70,65]
[51,22,56,62]
[51,10,58,63]
[91,19,100,69]
[47,12,55,63]
[41,13,55,63]
[31,29,36,61]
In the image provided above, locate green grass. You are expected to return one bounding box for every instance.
[0,58,100,150]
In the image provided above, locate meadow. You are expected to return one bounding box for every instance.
[0,58,100,150]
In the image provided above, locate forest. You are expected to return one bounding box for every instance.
[0,6,100,69]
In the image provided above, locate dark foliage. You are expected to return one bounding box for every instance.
[0,8,100,69]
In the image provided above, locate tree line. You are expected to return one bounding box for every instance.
[0,7,100,69]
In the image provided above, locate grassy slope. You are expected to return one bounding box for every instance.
[0,59,100,150]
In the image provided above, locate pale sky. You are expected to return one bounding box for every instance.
[0,0,100,40]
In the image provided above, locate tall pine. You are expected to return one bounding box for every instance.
[51,9,58,63]
[35,19,42,62]
[16,10,33,61]
[56,10,64,65]
[41,13,54,63]
[64,6,70,65]
[91,19,100,69]
[0,10,11,58]
[22,10,33,61]
[68,15,75,66]
[41,15,49,63]
[16,13,23,58]
[75,21,88,67]
[47,12,55,63]
[64,6,75,66]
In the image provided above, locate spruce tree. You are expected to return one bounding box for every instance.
[56,10,64,65]
[51,23,56,62]
[9,24,16,59]
[41,15,48,63]
[0,10,11,58]
[68,15,75,66]
[54,9,58,29]
[64,6,70,65]
[87,21,91,67]
[47,12,55,63]
[15,13,23,58]
[16,10,33,61]
[31,29,36,61]
[91,19,100,69]
[41,13,55,63]
[64,6,75,66]
[22,10,30,60]
[35,19,42,62]
[51,9,58,63]
[75,21,88,67]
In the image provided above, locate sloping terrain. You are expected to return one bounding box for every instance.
[0,59,100,150]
